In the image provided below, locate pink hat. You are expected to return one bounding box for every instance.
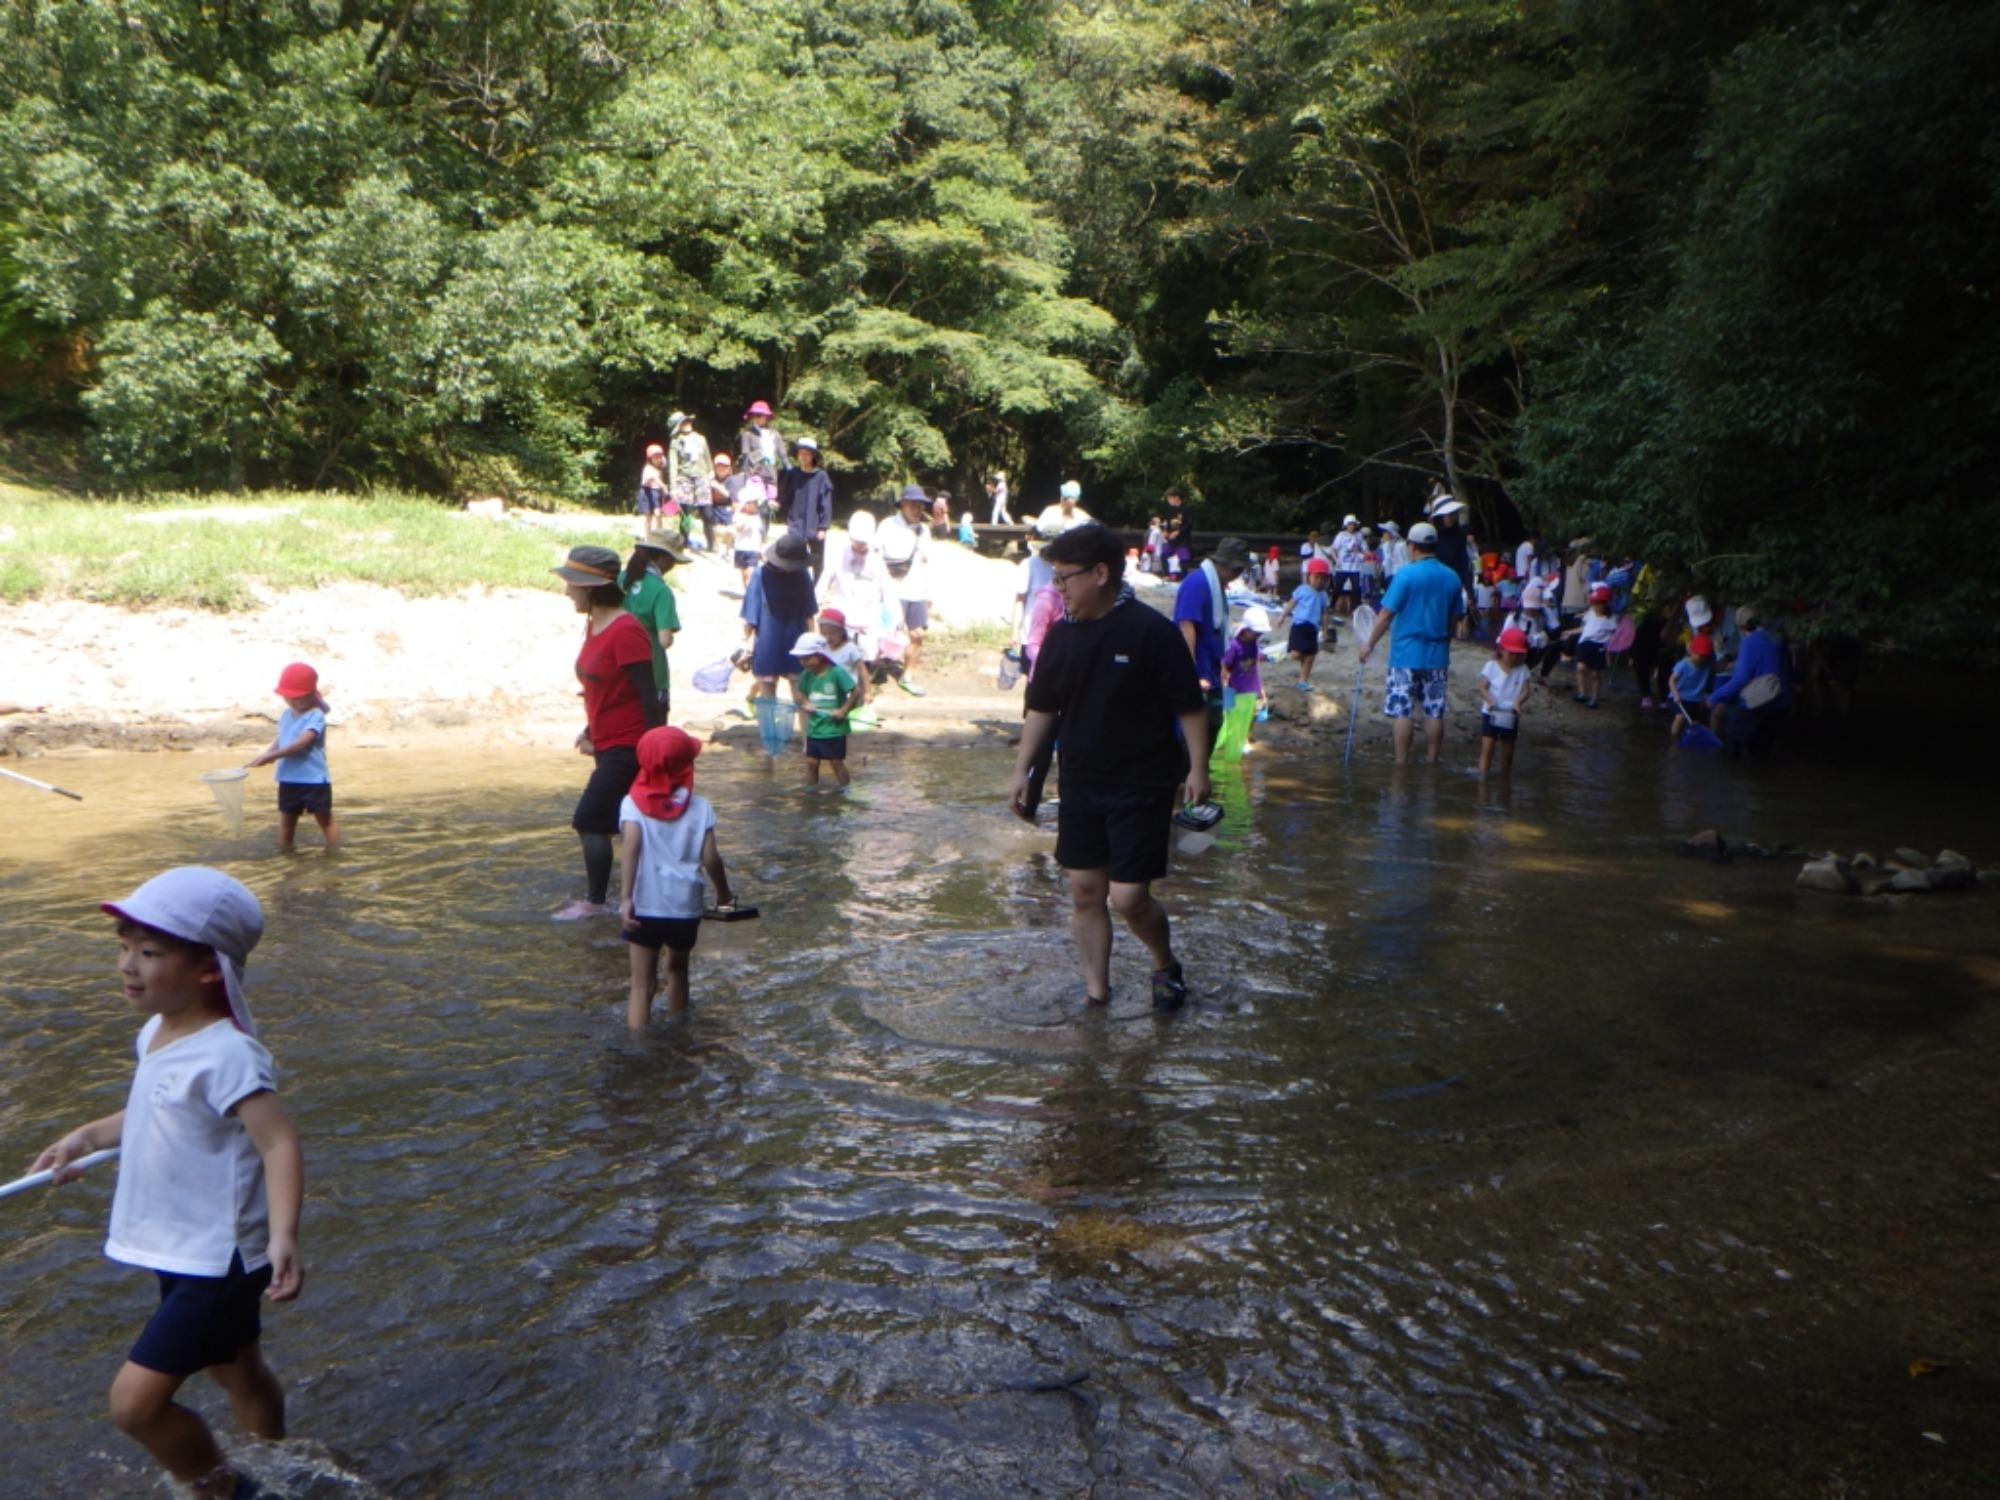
[818,607,847,627]
[274,662,319,697]
[1589,582,1612,602]
[744,400,773,419]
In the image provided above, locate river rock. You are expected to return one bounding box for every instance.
[1679,829,1731,863]
[1888,869,1934,894]
[1797,858,1857,894]
[1927,853,1974,891]
[1851,852,1878,870]
[1857,874,1896,897]
[1976,868,2000,887]
[1892,847,1931,869]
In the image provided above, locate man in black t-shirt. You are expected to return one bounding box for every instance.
[1010,524,1210,1011]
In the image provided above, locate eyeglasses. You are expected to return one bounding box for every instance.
[1050,567,1094,586]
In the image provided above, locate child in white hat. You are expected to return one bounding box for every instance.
[790,633,864,787]
[30,867,303,1500]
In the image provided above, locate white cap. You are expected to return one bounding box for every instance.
[1685,595,1713,628]
[1241,605,1273,635]
[847,511,876,543]
[102,867,264,1036]
[795,436,819,452]
[791,632,832,658]
[1407,521,1439,545]
[1342,514,1359,527]
[1059,480,1082,500]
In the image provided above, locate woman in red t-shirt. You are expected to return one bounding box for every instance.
[552,546,665,920]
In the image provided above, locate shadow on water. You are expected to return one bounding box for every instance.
[2,727,1997,1496]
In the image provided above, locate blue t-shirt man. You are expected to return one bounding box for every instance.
[1378,555,1465,669]
[1173,560,1232,688]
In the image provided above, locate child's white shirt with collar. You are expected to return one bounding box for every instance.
[1480,660,1529,711]
[619,792,717,918]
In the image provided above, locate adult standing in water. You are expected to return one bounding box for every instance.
[666,412,712,550]
[1010,523,1209,1011]
[740,532,819,716]
[621,531,687,721]
[1706,601,1792,759]
[1358,521,1465,766]
[554,545,666,920]
[877,483,935,696]
[1173,535,1252,739]
[779,435,834,579]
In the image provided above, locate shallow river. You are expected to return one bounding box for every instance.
[3,726,1996,1497]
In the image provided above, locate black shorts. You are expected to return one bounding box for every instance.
[572,745,640,836]
[1575,640,1608,670]
[276,782,332,818]
[733,549,760,571]
[806,734,848,762]
[1055,782,1177,885]
[623,915,700,952]
[1479,712,1518,743]
[1334,572,1362,597]
[900,599,929,631]
[1288,622,1320,658]
[129,1250,272,1377]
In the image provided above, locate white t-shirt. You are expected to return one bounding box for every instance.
[1332,530,1365,573]
[1033,503,1091,538]
[1515,541,1536,579]
[108,1015,276,1277]
[619,792,717,918]
[1480,660,1529,711]
[734,499,765,552]
[876,514,931,602]
[828,639,868,675]
[1578,610,1617,645]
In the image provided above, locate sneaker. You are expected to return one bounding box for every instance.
[1572,693,1588,703]
[1151,961,1187,1012]
[898,678,926,697]
[1298,681,1316,693]
[1585,698,1599,709]
[1639,697,1655,710]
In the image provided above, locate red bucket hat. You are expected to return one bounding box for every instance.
[273,662,319,697]
[630,726,702,820]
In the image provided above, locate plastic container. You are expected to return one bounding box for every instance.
[997,649,1023,689]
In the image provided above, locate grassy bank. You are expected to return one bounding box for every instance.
[0,484,634,610]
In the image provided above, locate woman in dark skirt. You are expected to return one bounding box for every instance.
[553,545,666,919]
[739,534,819,749]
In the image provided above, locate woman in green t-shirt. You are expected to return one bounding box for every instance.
[622,533,688,717]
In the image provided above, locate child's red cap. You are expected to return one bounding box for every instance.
[274,662,319,697]
[1305,557,1332,576]
[1688,634,1714,657]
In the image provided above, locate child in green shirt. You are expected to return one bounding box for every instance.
[789,633,863,787]
[623,534,687,714]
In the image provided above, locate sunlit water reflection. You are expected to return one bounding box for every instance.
[3,731,1995,1496]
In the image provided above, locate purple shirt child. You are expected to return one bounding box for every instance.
[1222,636,1263,697]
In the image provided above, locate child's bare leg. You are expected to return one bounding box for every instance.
[627,942,659,1029]
[277,810,301,850]
[1478,735,1494,777]
[1498,738,1515,773]
[207,1342,285,1439]
[109,1362,233,1491]
[312,809,342,850]
[1301,652,1316,685]
[803,755,820,785]
[662,946,691,1018]
[830,757,850,787]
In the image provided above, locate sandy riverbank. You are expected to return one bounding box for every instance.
[0,538,1628,764]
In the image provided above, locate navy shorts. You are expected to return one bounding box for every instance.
[807,734,848,762]
[1055,782,1177,885]
[129,1250,271,1377]
[572,745,640,836]
[624,915,700,952]
[1334,571,1362,597]
[733,550,760,571]
[635,487,661,516]
[1288,622,1319,658]
[1575,640,1608,670]
[276,782,332,818]
[1479,711,1518,743]
[900,600,929,631]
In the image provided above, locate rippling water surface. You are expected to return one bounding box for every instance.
[3,731,1996,1497]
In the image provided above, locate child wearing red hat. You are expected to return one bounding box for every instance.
[1479,627,1535,777]
[245,663,340,852]
[1562,583,1617,708]
[618,727,736,1027]
[1275,557,1333,690]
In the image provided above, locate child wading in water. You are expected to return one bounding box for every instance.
[245,662,340,851]
[32,867,304,1500]
[791,633,864,788]
[1669,633,1717,743]
[618,727,734,1027]
[1563,582,1617,708]
[1217,606,1271,759]
[1275,557,1332,690]
[1479,627,1534,777]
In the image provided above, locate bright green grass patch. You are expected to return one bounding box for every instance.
[0,485,641,610]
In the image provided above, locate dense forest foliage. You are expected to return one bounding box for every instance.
[3,0,1996,653]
